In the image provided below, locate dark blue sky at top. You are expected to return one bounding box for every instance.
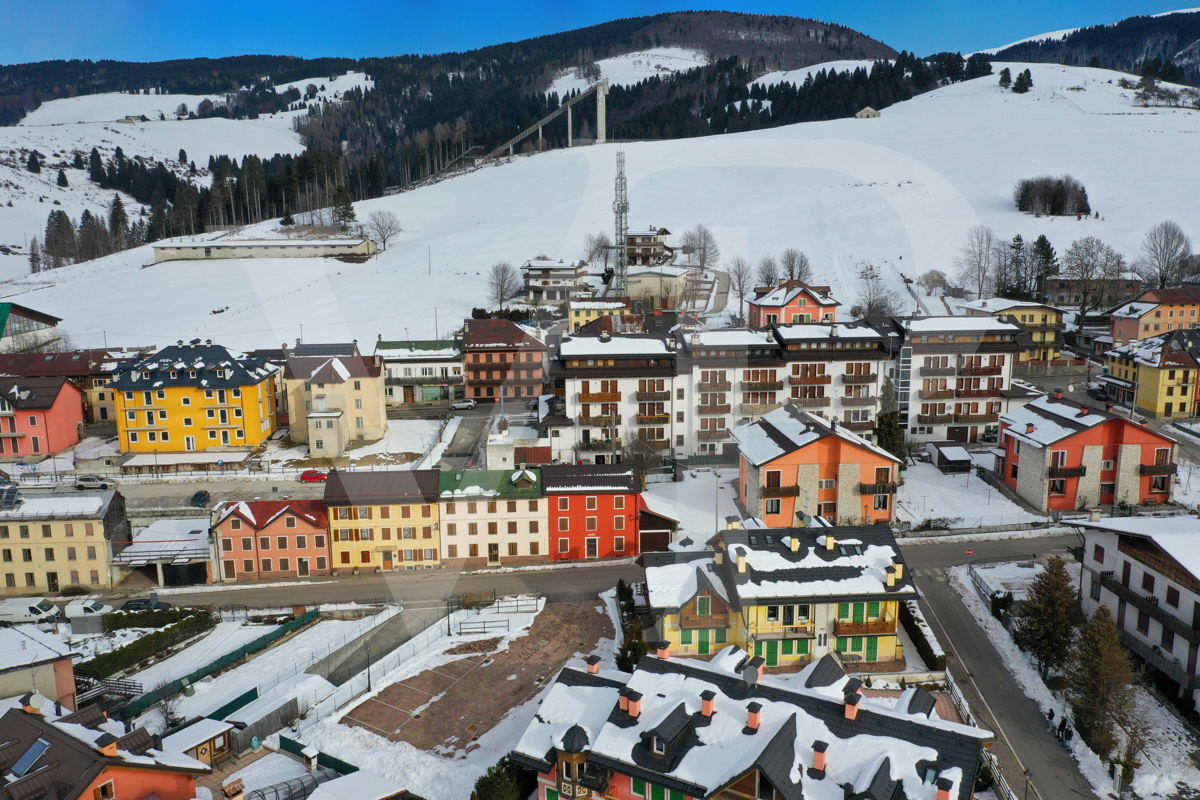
[0,1,1189,65]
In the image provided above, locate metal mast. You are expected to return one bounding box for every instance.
[612,150,629,295]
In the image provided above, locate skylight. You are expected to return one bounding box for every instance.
[12,737,50,777]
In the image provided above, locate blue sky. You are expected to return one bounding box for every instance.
[0,1,1190,65]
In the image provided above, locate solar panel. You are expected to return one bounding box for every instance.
[11,737,49,777]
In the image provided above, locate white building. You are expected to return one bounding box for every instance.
[153,239,376,262]
[523,259,587,303]
[374,339,463,406]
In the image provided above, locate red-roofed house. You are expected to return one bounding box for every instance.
[747,281,839,329]
[462,319,547,401]
[211,500,330,582]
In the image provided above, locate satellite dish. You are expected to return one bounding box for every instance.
[1067,384,1076,393]
[28,693,46,710]
[743,666,759,686]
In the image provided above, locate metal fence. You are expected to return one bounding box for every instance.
[279,735,358,774]
[945,671,1021,800]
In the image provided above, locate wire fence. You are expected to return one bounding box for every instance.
[944,671,1021,800]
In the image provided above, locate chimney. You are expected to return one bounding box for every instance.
[377,333,382,342]
[726,518,740,530]
[886,565,896,588]
[892,557,904,580]
[811,740,828,776]
[1078,407,1089,416]
[656,640,670,659]
[19,693,41,715]
[1106,404,1114,413]
[1025,423,1035,434]
[714,550,723,565]
[1053,389,1063,399]
[844,691,862,721]
[935,777,953,800]
[600,331,611,342]
[618,688,630,712]
[825,535,835,552]
[701,689,716,717]
[627,690,643,719]
[586,655,601,674]
[95,733,119,757]
[1089,507,1102,522]
[790,536,799,553]
[746,702,762,732]
[737,553,747,573]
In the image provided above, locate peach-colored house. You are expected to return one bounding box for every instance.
[212,500,330,582]
[747,281,839,329]
[0,376,84,459]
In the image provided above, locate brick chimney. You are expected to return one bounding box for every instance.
[1078,407,1089,416]
[886,565,896,588]
[1053,389,1063,399]
[95,733,119,757]
[790,536,799,553]
[618,688,630,712]
[892,557,904,580]
[737,553,747,573]
[1025,423,1035,434]
[586,655,601,674]
[701,689,716,717]
[627,690,643,719]
[655,640,670,659]
[844,691,862,721]
[825,535,835,552]
[811,741,828,777]
[1106,404,1114,413]
[936,777,953,800]
[746,701,762,732]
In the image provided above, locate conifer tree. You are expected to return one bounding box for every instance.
[72,152,84,169]
[280,207,295,226]
[89,148,105,185]
[1013,555,1081,679]
[26,151,40,173]
[331,184,356,227]
[1012,71,1031,94]
[999,67,1012,89]
[109,194,128,251]
[27,237,41,274]
[875,375,906,470]
[1067,604,1137,760]
[57,169,68,187]
[178,149,187,163]
[1032,235,1058,277]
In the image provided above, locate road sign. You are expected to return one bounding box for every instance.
[966,549,974,556]
[217,460,224,466]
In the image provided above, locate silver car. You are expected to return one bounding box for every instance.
[75,475,115,490]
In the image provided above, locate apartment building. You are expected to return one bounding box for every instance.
[680,330,783,456]
[212,500,331,581]
[625,226,672,266]
[462,319,547,401]
[542,464,640,561]
[733,405,901,527]
[962,297,1067,364]
[0,377,84,460]
[568,299,631,331]
[0,490,129,594]
[1038,273,1142,308]
[323,469,442,572]
[438,469,547,567]
[1110,286,1200,345]
[375,339,464,407]
[747,280,838,329]
[523,259,588,304]
[282,349,387,457]
[110,340,278,453]
[1104,331,1200,418]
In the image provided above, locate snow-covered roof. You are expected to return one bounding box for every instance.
[998,394,1124,448]
[730,404,900,467]
[748,284,838,308]
[628,266,689,278]
[937,446,971,461]
[0,625,74,669]
[123,451,252,466]
[160,718,234,753]
[687,330,774,348]
[559,336,672,357]
[644,555,728,608]
[308,770,406,800]
[961,297,1064,315]
[1110,301,1157,319]
[111,519,210,565]
[906,316,1022,333]
[0,492,113,520]
[154,239,369,249]
[772,323,882,342]
[1071,517,1200,580]
[570,300,630,310]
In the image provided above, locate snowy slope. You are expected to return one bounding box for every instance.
[973,28,1081,56]
[751,60,884,88]
[547,47,709,96]
[2,63,1198,353]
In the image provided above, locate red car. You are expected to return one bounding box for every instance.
[299,470,328,483]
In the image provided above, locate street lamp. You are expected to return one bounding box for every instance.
[365,646,372,692]
[1023,769,1030,800]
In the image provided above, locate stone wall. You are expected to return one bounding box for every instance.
[836,462,860,525]
[797,464,819,519]
[1015,443,1048,511]
[1077,444,1105,510]
[744,463,762,519]
[1114,443,1142,506]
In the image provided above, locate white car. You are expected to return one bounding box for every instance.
[75,475,115,491]
[65,599,113,617]
[450,399,477,410]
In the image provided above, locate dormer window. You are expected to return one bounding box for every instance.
[652,736,665,755]
[169,371,177,379]
[188,370,197,378]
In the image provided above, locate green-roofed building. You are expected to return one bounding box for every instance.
[374,339,463,407]
[0,303,62,353]
[437,467,549,567]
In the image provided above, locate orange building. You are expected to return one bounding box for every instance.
[746,281,839,329]
[1110,286,1200,345]
[997,391,1177,512]
[731,404,901,526]
[212,500,331,582]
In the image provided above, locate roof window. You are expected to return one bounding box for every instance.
[12,737,50,777]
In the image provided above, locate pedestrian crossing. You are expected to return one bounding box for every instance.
[909,567,948,582]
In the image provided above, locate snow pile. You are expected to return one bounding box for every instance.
[260,418,442,466]
[223,752,310,790]
[644,468,740,542]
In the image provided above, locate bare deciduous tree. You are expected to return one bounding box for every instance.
[681,225,720,270]
[726,256,753,322]
[1062,236,1125,322]
[779,248,812,283]
[488,260,522,310]
[917,269,947,296]
[1136,220,1193,289]
[366,210,402,251]
[584,231,613,267]
[954,225,997,296]
[852,262,903,317]
[756,254,779,288]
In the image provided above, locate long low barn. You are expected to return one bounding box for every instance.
[153,238,377,262]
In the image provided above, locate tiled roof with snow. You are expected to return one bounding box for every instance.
[1107,330,1200,369]
[1109,301,1157,319]
[961,297,1064,314]
[559,336,672,357]
[687,330,774,348]
[771,322,882,342]
[730,405,899,467]
[0,491,113,521]
[906,316,1022,333]
[748,284,838,308]
[109,341,277,390]
[998,394,1149,449]
[0,625,74,669]
[375,340,462,361]
[1071,517,1200,580]
[541,464,640,493]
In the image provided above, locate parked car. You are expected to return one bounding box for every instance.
[74,475,114,491]
[525,398,539,410]
[65,599,113,617]
[1087,387,1109,401]
[190,490,211,508]
[450,399,477,410]
[0,598,59,625]
[299,470,328,483]
[979,429,999,444]
[120,598,172,612]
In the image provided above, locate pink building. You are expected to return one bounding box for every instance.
[212,500,331,582]
[747,281,839,329]
[0,377,84,459]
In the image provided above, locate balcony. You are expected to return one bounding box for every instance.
[697,404,732,415]
[958,365,1002,377]
[579,439,620,452]
[636,414,670,425]
[753,622,816,640]
[956,388,1003,399]
[789,374,831,386]
[792,396,831,408]
[578,414,620,426]
[743,381,784,391]
[860,482,898,494]
[635,439,671,451]
[1118,629,1200,689]
[681,612,730,629]
[917,413,953,425]
[841,373,877,385]
[832,619,898,637]
[762,485,800,498]
[698,429,730,441]
[841,396,878,407]
[1097,571,1200,648]
[634,391,670,402]
[1141,463,1178,476]
[386,375,463,386]
[954,413,999,423]
[697,382,732,392]
[842,420,875,432]
[1024,322,1065,332]
[921,366,957,377]
[1049,465,1087,478]
[919,389,953,400]
[742,403,783,416]
[580,392,621,402]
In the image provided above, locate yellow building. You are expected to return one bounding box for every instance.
[0,489,129,594]
[643,525,914,669]
[323,469,442,572]
[109,340,279,453]
[568,300,631,331]
[963,298,1066,363]
[1103,330,1200,419]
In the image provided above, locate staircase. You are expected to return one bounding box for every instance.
[75,668,142,704]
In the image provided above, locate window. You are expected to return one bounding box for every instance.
[586,517,597,531]
[614,536,625,552]
[277,537,288,550]
[558,497,569,511]
[1090,577,1101,601]
[873,494,889,511]
[315,535,325,549]
[1136,609,1150,634]
[244,559,256,572]
[1049,479,1065,495]
[765,498,781,515]
[259,537,270,551]
[508,543,518,557]
[14,738,51,778]
[558,538,569,553]
[1142,572,1155,593]
[447,545,458,558]
[614,515,625,530]
[1167,586,1180,608]
[529,500,538,512]
[586,496,598,510]
[558,517,569,531]
[530,542,540,555]
[67,547,76,561]
[86,546,96,560]
[241,537,252,550]
[261,558,272,572]
[1092,544,1104,563]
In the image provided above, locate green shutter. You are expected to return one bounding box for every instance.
[546,791,559,800]
[681,628,692,645]
[797,639,810,655]
[852,637,863,652]
[715,627,727,644]
[781,639,794,656]
[838,602,850,620]
[651,784,665,800]
[670,792,685,800]
[868,601,881,619]
[835,637,848,652]
[754,641,763,656]
[697,596,709,615]
[632,778,645,797]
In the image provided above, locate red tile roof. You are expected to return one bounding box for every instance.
[462,319,546,351]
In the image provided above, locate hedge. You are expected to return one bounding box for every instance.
[103,607,209,633]
[87,608,215,678]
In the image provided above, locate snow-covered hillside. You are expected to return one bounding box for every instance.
[1,62,1197,353]
[548,47,709,96]
[751,60,883,88]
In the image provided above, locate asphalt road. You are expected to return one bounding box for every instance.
[901,533,1095,800]
[436,405,500,470]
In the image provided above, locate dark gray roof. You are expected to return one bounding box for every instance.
[291,343,359,357]
[108,341,276,391]
[905,688,937,719]
[803,654,845,689]
[323,469,441,504]
[648,703,691,743]
[561,724,589,754]
[541,464,641,494]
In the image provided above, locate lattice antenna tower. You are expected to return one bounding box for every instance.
[612,150,629,295]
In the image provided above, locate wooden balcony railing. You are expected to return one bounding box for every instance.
[742,403,783,416]
[832,619,898,637]
[743,381,784,391]
[698,429,729,440]
[920,366,957,377]
[958,366,1002,376]
[789,374,831,385]
[859,482,898,494]
[956,388,1002,398]
[1024,322,1065,332]
[636,439,671,450]
[636,414,670,425]
[841,374,877,384]
[580,392,621,402]
[1140,463,1178,476]
[680,612,730,629]
[579,439,620,452]
[697,405,732,415]
[1049,465,1087,478]
[918,389,953,400]
[697,382,732,392]
[953,412,999,423]
[792,397,831,408]
[752,622,816,639]
[634,391,670,402]
[841,396,878,407]
[386,375,463,386]
[578,414,620,426]
[762,485,801,498]
[917,413,953,424]
[842,420,874,432]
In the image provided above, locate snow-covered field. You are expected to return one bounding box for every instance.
[896,462,1040,528]
[547,47,709,96]
[261,419,443,466]
[1,63,1197,353]
[129,620,281,687]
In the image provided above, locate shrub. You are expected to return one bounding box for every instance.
[103,606,210,633]
[59,585,89,596]
[472,756,525,800]
[87,609,214,678]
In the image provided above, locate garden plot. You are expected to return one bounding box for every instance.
[969,557,1081,601]
[896,462,1040,529]
[260,419,442,467]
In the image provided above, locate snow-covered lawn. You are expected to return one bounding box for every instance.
[223,752,310,790]
[68,626,156,661]
[896,462,1040,528]
[644,468,741,544]
[260,419,442,466]
[128,620,282,687]
[948,565,1200,799]
[970,557,1081,601]
[548,48,708,96]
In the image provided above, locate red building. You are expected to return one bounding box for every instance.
[746,280,839,329]
[212,499,331,581]
[0,376,84,459]
[996,391,1177,512]
[462,319,548,401]
[542,464,640,560]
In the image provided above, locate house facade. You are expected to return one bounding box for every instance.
[282,350,388,457]
[0,377,84,459]
[732,405,901,527]
[569,299,631,332]
[462,319,547,401]
[0,627,77,710]
[323,470,442,573]
[1038,274,1142,308]
[109,340,278,453]
[997,392,1177,511]
[747,281,838,329]
[626,267,689,309]
[0,303,62,353]
[523,259,588,303]
[961,298,1067,364]
[438,469,547,567]
[375,339,464,406]
[625,227,672,266]
[1104,331,1200,418]
[212,500,331,582]
[543,464,640,561]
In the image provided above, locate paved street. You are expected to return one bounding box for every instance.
[436,404,498,470]
[901,533,1094,800]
